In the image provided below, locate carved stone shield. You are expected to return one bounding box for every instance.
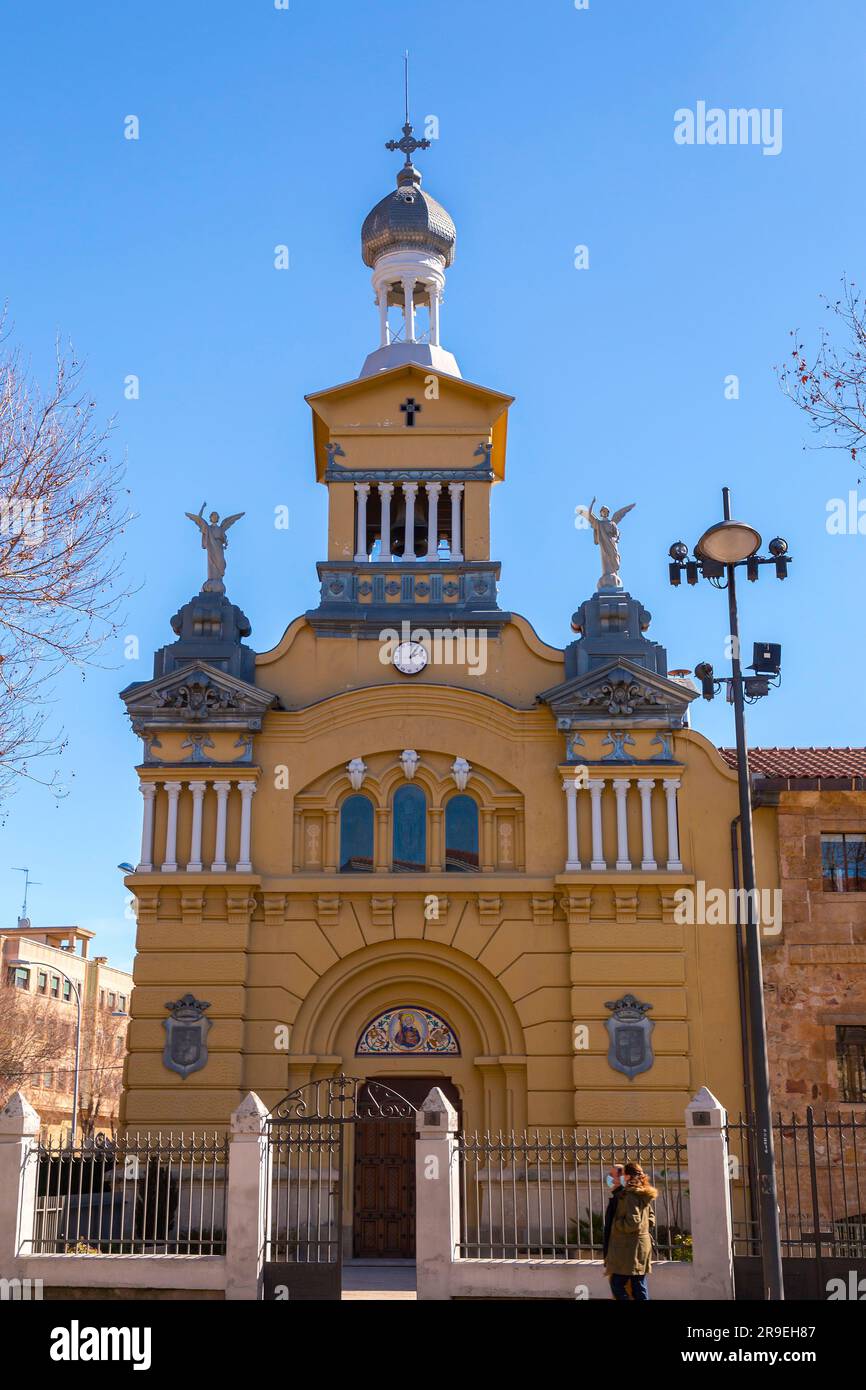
[163,994,212,1078]
[604,993,654,1080]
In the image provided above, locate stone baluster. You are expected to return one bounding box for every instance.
[379,482,394,561]
[402,481,418,559]
[187,780,206,872]
[425,483,441,560]
[664,778,683,871]
[137,781,156,873]
[212,780,231,872]
[637,778,657,871]
[613,778,632,871]
[448,482,464,560]
[162,781,182,873]
[588,778,606,870]
[237,781,256,873]
[354,483,370,562]
[563,777,581,871]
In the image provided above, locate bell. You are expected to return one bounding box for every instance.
[391,491,428,558]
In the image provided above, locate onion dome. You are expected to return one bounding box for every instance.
[361,162,456,269]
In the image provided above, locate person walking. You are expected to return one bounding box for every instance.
[602,1163,627,1299]
[604,1161,657,1302]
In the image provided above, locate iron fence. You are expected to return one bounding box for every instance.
[727,1108,866,1259]
[28,1131,229,1255]
[457,1128,690,1261]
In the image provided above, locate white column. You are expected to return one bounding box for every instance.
[613,778,632,871]
[187,780,206,872]
[448,482,464,560]
[664,778,683,871]
[378,293,390,347]
[379,482,394,560]
[161,781,182,872]
[637,778,657,871]
[429,285,441,346]
[425,482,441,559]
[212,779,231,872]
[137,781,156,873]
[402,481,417,559]
[588,778,606,870]
[354,482,370,562]
[563,777,581,871]
[402,277,416,341]
[236,781,256,873]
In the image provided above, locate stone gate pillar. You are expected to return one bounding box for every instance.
[415,1087,459,1301]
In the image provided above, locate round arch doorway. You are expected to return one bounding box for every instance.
[352,1075,462,1260]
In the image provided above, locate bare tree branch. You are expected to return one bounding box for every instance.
[0,320,133,800]
[777,276,866,469]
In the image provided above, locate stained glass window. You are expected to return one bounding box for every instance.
[445,794,480,872]
[392,785,426,872]
[340,794,375,872]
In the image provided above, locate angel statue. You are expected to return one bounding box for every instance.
[185,502,245,594]
[576,497,636,591]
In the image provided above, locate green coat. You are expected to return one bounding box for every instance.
[604,1185,657,1276]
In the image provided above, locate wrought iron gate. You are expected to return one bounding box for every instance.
[263,1074,416,1301]
[728,1107,866,1300]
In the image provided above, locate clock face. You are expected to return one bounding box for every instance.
[393,641,429,676]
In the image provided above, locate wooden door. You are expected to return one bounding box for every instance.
[352,1119,415,1258]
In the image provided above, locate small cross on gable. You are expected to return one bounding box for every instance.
[400,397,422,427]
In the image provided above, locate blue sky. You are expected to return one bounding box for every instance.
[2,0,865,967]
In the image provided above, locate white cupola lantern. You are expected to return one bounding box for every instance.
[359,113,460,380]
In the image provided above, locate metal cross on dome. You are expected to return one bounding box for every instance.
[386,120,431,165]
[385,51,431,166]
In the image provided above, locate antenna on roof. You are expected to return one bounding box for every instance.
[11,866,41,927]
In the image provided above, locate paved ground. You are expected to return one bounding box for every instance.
[341,1260,418,1300]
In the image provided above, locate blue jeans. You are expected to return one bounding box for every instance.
[610,1273,649,1301]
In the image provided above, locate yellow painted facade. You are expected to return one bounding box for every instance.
[119,355,772,1138]
[117,147,779,1151]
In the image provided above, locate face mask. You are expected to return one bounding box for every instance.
[605,1175,618,1190]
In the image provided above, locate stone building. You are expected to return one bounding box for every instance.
[0,922,132,1139]
[117,126,802,1255]
[728,748,866,1115]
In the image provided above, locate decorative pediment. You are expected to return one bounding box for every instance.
[538,658,695,727]
[121,661,279,734]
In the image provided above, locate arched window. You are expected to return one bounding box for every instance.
[445,795,480,872]
[392,785,426,873]
[340,795,374,873]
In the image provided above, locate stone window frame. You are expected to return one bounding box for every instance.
[818,1010,866,1104]
[819,830,866,893]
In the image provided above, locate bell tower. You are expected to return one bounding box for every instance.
[304,113,514,638]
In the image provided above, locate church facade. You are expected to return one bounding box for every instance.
[119,126,768,1180]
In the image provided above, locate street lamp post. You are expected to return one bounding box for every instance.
[11,956,83,1148]
[668,486,788,1303]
